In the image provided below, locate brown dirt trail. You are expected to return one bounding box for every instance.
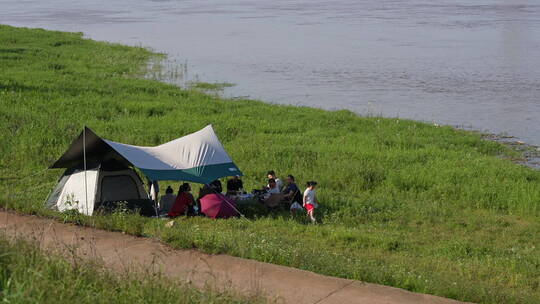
[0,210,469,304]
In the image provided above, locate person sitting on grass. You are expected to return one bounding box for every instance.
[199,179,222,199]
[303,181,319,224]
[263,178,283,208]
[168,183,194,217]
[267,178,280,195]
[267,170,283,191]
[282,175,300,199]
[283,175,303,214]
[211,179,223,193]
[158,186,175,215]
[226,175,243,195]
[198,184,212,200]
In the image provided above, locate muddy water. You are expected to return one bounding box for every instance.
[2,0,540,146]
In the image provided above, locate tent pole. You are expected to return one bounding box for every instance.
[83,127,89,215]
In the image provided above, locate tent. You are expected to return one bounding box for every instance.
[200,193,239,219]
[46,161,153,216]
[47,125,243,215]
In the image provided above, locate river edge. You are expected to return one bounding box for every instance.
[147,56,540,171]
[482,133,540,170]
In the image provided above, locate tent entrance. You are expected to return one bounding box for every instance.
[100,175,140,203]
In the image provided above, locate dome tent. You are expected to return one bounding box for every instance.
[46,161,151,216]
[47,125,243,216]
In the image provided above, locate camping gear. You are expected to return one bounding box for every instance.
[47,125,243,216]
[290,202,303,211]
[200,193,239,219]
[51,125,242,183]
[45,161,153,216]
[286,189,303,210]
[264,193,284,208]
[236,193,255,203]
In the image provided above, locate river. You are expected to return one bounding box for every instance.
[2,0,539,146]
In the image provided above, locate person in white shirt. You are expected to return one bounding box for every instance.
[159,186,176,215]
[263,178,280,199]
[267,170,283,191]
[262,178,283,207]
[267,179,280,194]
[303,181,319,223]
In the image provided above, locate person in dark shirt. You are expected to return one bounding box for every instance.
[199,179,223,199]
[211,179,223,193]
[283,175,300,199]
[283,175,303,213]
[226,175,243,195]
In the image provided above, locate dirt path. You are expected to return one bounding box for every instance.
[0,210,469,304]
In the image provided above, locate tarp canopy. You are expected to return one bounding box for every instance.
[51,125,243,184]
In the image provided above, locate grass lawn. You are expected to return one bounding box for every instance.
[1,25,539,303]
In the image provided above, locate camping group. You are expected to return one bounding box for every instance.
[46,125,320,222]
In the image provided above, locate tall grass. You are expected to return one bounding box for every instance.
[1,25,540,303]
[0,236,260,303]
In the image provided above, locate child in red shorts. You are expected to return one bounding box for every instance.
[303,181,319,224]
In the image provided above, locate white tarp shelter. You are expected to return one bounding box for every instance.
[47,125,243,215]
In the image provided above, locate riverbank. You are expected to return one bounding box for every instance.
[1,25,540,303]
[483,133,540,170]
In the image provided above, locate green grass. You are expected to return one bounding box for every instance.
[0,236,260,303]
[1,25,539,303]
